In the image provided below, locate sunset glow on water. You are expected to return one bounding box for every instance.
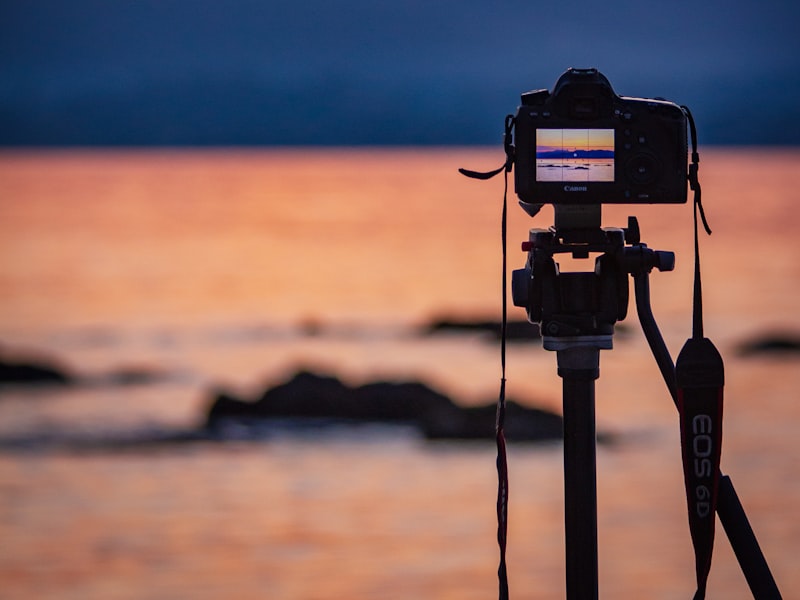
[0,148,798,598]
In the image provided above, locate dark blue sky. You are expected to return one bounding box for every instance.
[2,0,799,145]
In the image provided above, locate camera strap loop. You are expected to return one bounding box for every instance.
[458,115,515,181]
[458,114,516,600]
[683,106,712,237]
[495,114,514,600]
[496,158,510,600]
[677,106,724,600]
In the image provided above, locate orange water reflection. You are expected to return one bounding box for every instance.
[0,148,798,598]
[1,148,798,334]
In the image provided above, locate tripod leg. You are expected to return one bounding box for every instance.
[717,476,783,599]
[558,346,600,600]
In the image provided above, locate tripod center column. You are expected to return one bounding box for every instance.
[555,342,606,600]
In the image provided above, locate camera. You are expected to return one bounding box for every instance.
[513,68,688,205]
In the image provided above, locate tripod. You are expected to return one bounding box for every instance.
[511,205,781,600]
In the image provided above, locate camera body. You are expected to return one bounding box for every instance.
[513,68,688,205]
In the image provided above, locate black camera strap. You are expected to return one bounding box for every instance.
[676,107,723,600]
[459,114,515,600]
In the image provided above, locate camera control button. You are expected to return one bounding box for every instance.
[626,153,660,185]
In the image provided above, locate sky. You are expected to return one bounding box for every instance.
[537,129,615,154]
[1,0,799,146]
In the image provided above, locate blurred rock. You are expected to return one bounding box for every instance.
[206,369,564,442]
[0,357,73,386]
[737,333,800,357]
[423,317,541,341]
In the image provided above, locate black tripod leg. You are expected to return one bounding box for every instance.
[717,476,783,599]
[632,272,677,400]
[633,272,782,600]
[558,346,601,600]
[562,377,598,600]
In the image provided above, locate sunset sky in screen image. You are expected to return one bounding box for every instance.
[536,128,615,155]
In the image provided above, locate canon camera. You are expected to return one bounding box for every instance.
[513,68,688,205]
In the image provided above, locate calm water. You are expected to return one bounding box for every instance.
[0,148,798,599]
[535,158,614,182]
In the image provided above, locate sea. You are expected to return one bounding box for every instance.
[535,158,614,182]
[0,148,798,599]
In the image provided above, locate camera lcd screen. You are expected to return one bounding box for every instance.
[535,129,614,182]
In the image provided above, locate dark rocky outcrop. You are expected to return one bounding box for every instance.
[0,357,73,386]
[206,370,565,442]
[0,347,175,389]
[737,333,800,357]
[422,316,633,342]
[423,317,541,342]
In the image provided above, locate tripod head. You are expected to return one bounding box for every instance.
[511,209,674,345]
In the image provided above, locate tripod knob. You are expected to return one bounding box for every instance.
[511,267,532,308]
[654,250,675,272]
[624,216,641,245]
[623,245,675,274]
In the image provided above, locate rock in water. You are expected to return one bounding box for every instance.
[205,369,565,442]
[0,358,72,385]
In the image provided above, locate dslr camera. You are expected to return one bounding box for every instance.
[513,68,688,205]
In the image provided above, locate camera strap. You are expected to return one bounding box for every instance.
[459,114,516,600]
[676,107,723,600]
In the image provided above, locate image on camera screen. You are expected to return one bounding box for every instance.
[535,128,614,182]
